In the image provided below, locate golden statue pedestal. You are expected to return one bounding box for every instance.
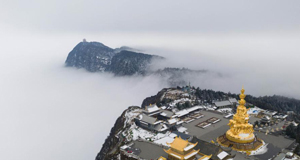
[226,130,255,144]
[217,134,263,152]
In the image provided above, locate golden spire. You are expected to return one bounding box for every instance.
[239,86,246,106]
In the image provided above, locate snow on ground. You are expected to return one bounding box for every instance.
[217,108,232,113]
[169,98,191,108]
[126,123,170,142]
[154,136,174,146]
[167,90,184,95]
[247,107,265,115]
[124,108,142,128]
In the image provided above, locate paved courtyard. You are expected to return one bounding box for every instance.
[255,132,294,149]
[131,141,168,159]
[182,110,295,160]
[183,110,229,140]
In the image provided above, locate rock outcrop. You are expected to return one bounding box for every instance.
[65,41,162,75]
[95,106,139,160]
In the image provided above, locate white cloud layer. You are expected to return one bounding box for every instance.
[0,31,167,160]
[1,1,300,160]
[1,28,300,160]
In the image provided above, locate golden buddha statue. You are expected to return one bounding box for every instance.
[226,87,255,143]
[217,87,264,152]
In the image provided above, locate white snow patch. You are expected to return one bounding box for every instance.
[124,108,141,128]
[184,150,198,159]
[249,142,268,155]
[127,123,170,141]
[178,126,188,133]
[154,137,175,146]
[217,108,232,113]
[169,98,191,108]
[217,151,229,159]
[184,144,195,151]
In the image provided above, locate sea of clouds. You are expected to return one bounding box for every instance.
[1,1,300,159]
[1,27,300,160]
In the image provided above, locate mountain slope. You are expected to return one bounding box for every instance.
[65,41,213,86]
[153,68,208,86]
[107,50,161,76]
[65,42,115,72]
[65,41,162,75]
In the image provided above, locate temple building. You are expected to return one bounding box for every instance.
[217,87,264,152]
[161,136,212,160]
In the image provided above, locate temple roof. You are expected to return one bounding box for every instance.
[160,110,174,118]
[139,114,157,124]
[167,136,197,151]
[190,136,226,160]
[145,104,160,113]
[214,101,232,107]
[164,148,200,160]
[198,154,212,160]
[158,156,167,160]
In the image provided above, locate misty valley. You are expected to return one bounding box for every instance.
[65,40,300,160]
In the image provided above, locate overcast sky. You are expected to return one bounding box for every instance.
[1,0,300,33]
[1,1,300,160]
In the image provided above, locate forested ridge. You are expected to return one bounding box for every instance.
[193,87,300,115]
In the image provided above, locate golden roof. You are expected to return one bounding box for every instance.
[166,136,197,151]
[198,154,212,160]
[164,148,200,160]
[158,156,167,160]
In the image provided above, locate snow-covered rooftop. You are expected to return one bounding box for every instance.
[154,136,175,146]
[175,110,189,117]
[139,114,157,124]
[214,101,232,107]
[145,104,160,113]
[217,151,229,160]
[169,133,177,138]
[229,98,238,103]
[184,150,198,159]
[176,121,184,125]
[217,108,232,113]
[184,144,195,151]
[160,110,174,118]
[161,106,166,110]
[187,106,200,112]
[168,118,178,124]
[170,153,181,159]
[248,107,264,115]
[200,157,210,160]
[177,126,187,133]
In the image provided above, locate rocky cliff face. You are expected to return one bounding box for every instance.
[95,106,139,160]
[95,109,126,160]
[141,88,168,109]
[65,41,162,75]
[65,42,115,72]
